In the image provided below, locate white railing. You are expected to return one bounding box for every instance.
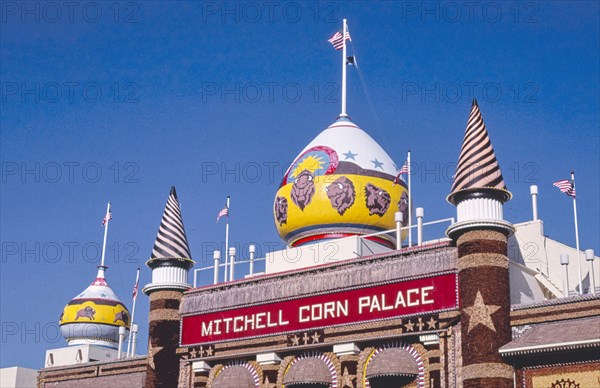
[192,213,456,288]
[355,216,455,257]
[193,257,267,288]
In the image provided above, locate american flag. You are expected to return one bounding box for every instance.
[393,161,409,186]
[328,29,351,50]
[553,179,576,198]
[101,204,112,226]
[131,272,139,301]
[217,206,229,222]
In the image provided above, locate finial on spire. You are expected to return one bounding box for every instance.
[448,101,511,205]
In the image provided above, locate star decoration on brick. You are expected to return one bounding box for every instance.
[341,366,356,388]
[205,346,214,356]
[426,316,438,329]
[417,317,425,331]
[371,158,384,169]
[463,290,501,333]
[311,331,321,343]
[343,150,358,160]
[290,334,300,346]
[404,319,415,332]
[189,348,198,358]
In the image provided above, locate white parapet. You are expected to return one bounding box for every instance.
[265,235,392,274]
[152,266,188,284]
[44,344,119,368]
[456,197,503,222]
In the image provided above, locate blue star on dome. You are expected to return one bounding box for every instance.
[343,150,358,160]
[100,293,107,297]
[371,158,384,169]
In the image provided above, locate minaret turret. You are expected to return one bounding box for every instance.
[143,186,194,388]
[447,100,514,388]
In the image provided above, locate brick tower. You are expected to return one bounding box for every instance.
[143,187,194,387]
[447,100,514,387]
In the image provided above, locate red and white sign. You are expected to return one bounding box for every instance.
[181,273,457,346]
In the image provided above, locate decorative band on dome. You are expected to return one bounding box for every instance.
[448,100,511,205]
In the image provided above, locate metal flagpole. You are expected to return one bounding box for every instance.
[224,196,230,282]
[407,151,412,247]
[340,19,348,117]
[571,171,583,295]
[126,267,140,357]
[100,202,111,267]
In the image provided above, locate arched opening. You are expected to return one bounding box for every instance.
[366,347,419,388]
[283,356,335,387]
[212,365,259,388]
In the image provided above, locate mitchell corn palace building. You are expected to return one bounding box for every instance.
[37,22,599,388]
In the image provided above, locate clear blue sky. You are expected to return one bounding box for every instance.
[1,1,598,369]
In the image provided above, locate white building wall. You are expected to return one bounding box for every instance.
[509,220,599,297]
[0,367,38,388]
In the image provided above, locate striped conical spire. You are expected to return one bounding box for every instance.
[448,100,511,204]
[151,186,191,260]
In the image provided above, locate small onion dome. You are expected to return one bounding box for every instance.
[274,117,408,247]
[59,266,130,348]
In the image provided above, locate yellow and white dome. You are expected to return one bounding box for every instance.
[274,117,408,247]
[59,266,130,348]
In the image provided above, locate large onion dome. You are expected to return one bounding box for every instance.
[274,117,408,247]
[59,266,130,348]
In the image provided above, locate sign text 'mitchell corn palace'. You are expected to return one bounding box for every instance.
[181,273,458,345]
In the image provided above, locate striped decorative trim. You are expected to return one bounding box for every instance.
[284,352,337,388]
[151,186,191,260]
[364,342,425,388]
[448,100,510,204]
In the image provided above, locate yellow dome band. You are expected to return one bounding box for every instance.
[60,300,130,328]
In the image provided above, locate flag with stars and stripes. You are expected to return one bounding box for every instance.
[553,179,576,198]
[328,29,351,50]
[131,274,139,301]
[217,206,229,222]
[393,161,409,186]
[101,203,112,226]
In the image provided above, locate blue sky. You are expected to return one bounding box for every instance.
[1,1,598,369]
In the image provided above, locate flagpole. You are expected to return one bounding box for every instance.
[126,267,140,357]
[340,18,348,117]
[571,171,583,295]
[100,202,111,267]
[407,150,412,247]
[224,196,230,282]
